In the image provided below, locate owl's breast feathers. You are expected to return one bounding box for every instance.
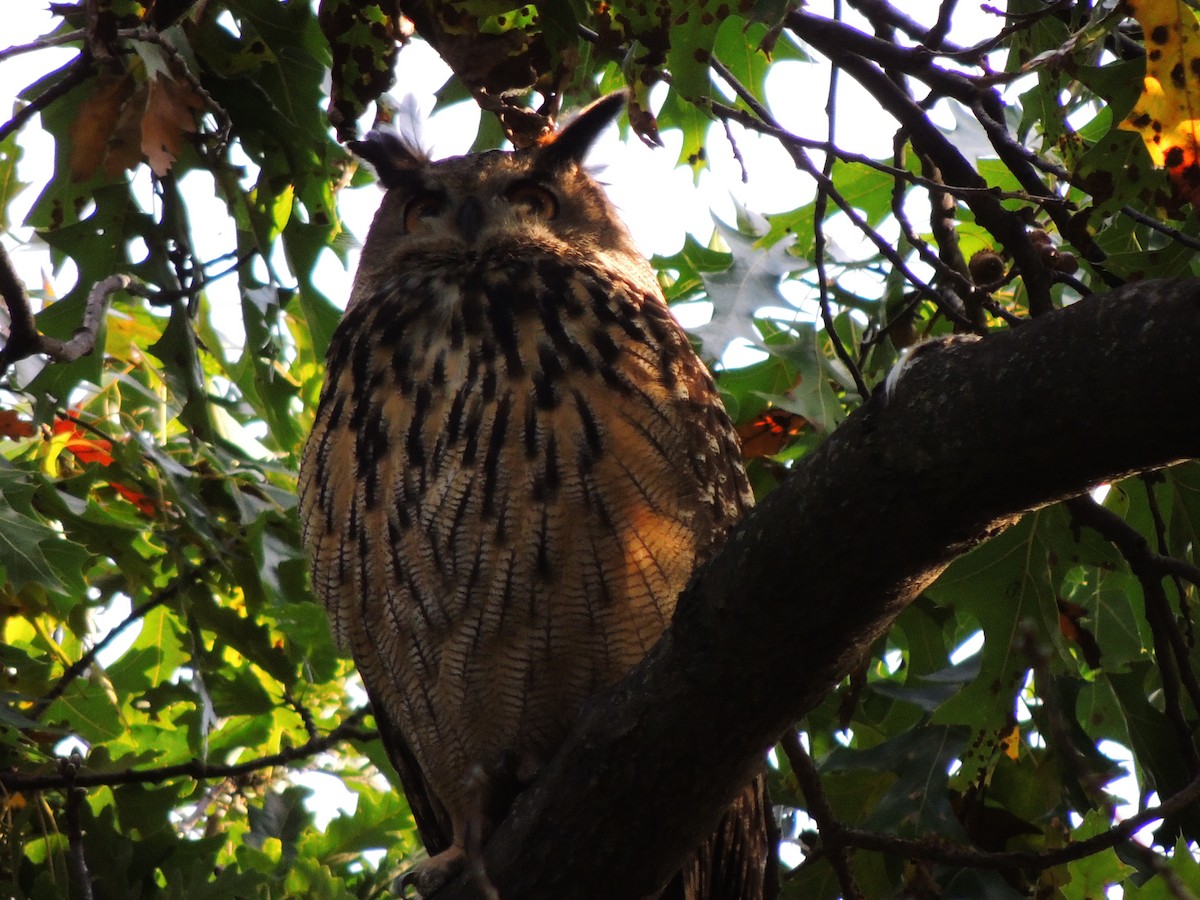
[300,246,750,816]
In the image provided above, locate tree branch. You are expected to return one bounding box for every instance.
[838,768,1200,870]
[65,778,95,900]
[0,56,93,145]
[0,262,153,377]
[29,564,206,721]
[432,279,1200,899]
[0,712,375,793]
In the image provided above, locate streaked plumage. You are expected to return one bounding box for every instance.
[299,93,774,898]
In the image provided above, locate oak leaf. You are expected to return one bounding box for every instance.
[141,75,203,176]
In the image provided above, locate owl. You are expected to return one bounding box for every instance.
[299,92,775,898]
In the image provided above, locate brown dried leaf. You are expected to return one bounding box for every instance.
[140,75,203,176]
[68,73,134,181]
[102,82,148,179]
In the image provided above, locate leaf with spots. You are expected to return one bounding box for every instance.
[318,0,406,141]
[1121,0,1200,205]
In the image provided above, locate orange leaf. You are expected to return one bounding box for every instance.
[141,75,203,176]
[52,417,115,466]
[1057,598,1102,669]
[736,409,807,459]
[1121,0,1200,204]
[0,409,35,439]
[111,482,157,516]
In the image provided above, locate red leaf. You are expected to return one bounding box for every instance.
[0,410,35,439]
[52,416,115,466]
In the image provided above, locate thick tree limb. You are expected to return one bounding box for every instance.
[434,280,1200,899]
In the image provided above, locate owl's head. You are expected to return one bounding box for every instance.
[347,93,649,306]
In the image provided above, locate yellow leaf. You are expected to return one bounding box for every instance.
[1121,0,1200,203]
[105,311,161,363]
[998,725,1020,762]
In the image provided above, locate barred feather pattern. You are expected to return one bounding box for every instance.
[298,99,773,898]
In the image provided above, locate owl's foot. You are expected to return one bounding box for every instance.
[462,788,501,900]
[399,846,465,898]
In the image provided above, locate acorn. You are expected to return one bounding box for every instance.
[968,248,1006,285]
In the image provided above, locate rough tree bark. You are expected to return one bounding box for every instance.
[433,279,1200,899]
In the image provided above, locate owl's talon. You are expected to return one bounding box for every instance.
[398,846,466,898]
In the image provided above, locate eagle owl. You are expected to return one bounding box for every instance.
[299,93,775,898]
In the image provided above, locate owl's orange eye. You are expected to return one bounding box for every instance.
[506,182,558,219]
[403,194,445,233]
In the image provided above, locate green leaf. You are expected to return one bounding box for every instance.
[658,88,712,173]
[0,464,89,595]
[1062,810,1130,898]
[247,785,314,863]
[928,508,1093,731]
[0,124,27,232]
[105,605,187,694]
[823,725,970,837]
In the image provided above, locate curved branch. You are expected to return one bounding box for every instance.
[432,279,1200,899]
[0,267,152,376]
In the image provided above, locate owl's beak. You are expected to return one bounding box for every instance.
[456,197,484,243]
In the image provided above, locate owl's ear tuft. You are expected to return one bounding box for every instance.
[537,91,626,170]
[348,130,429,190]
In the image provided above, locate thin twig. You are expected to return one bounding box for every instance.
[704,99,1078,208]
[844,0,970,54]
[838,768,1200,869]
[1,711,375,793]
[1143,478,1200,753]
[0,55,94,145]
[806,0,871,401]
[787,12,1057,316]
[0,28,89,62]
[0,270,153,376]
[65,776,95,900]
[1066,493,1200,772]
[131,25,232,152]
[781,731,863,900]
[885,145,988,329]
[1066,495,1200,591]
[30,564,206,721]
[285,688,322,742]
[704,76,933,389]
